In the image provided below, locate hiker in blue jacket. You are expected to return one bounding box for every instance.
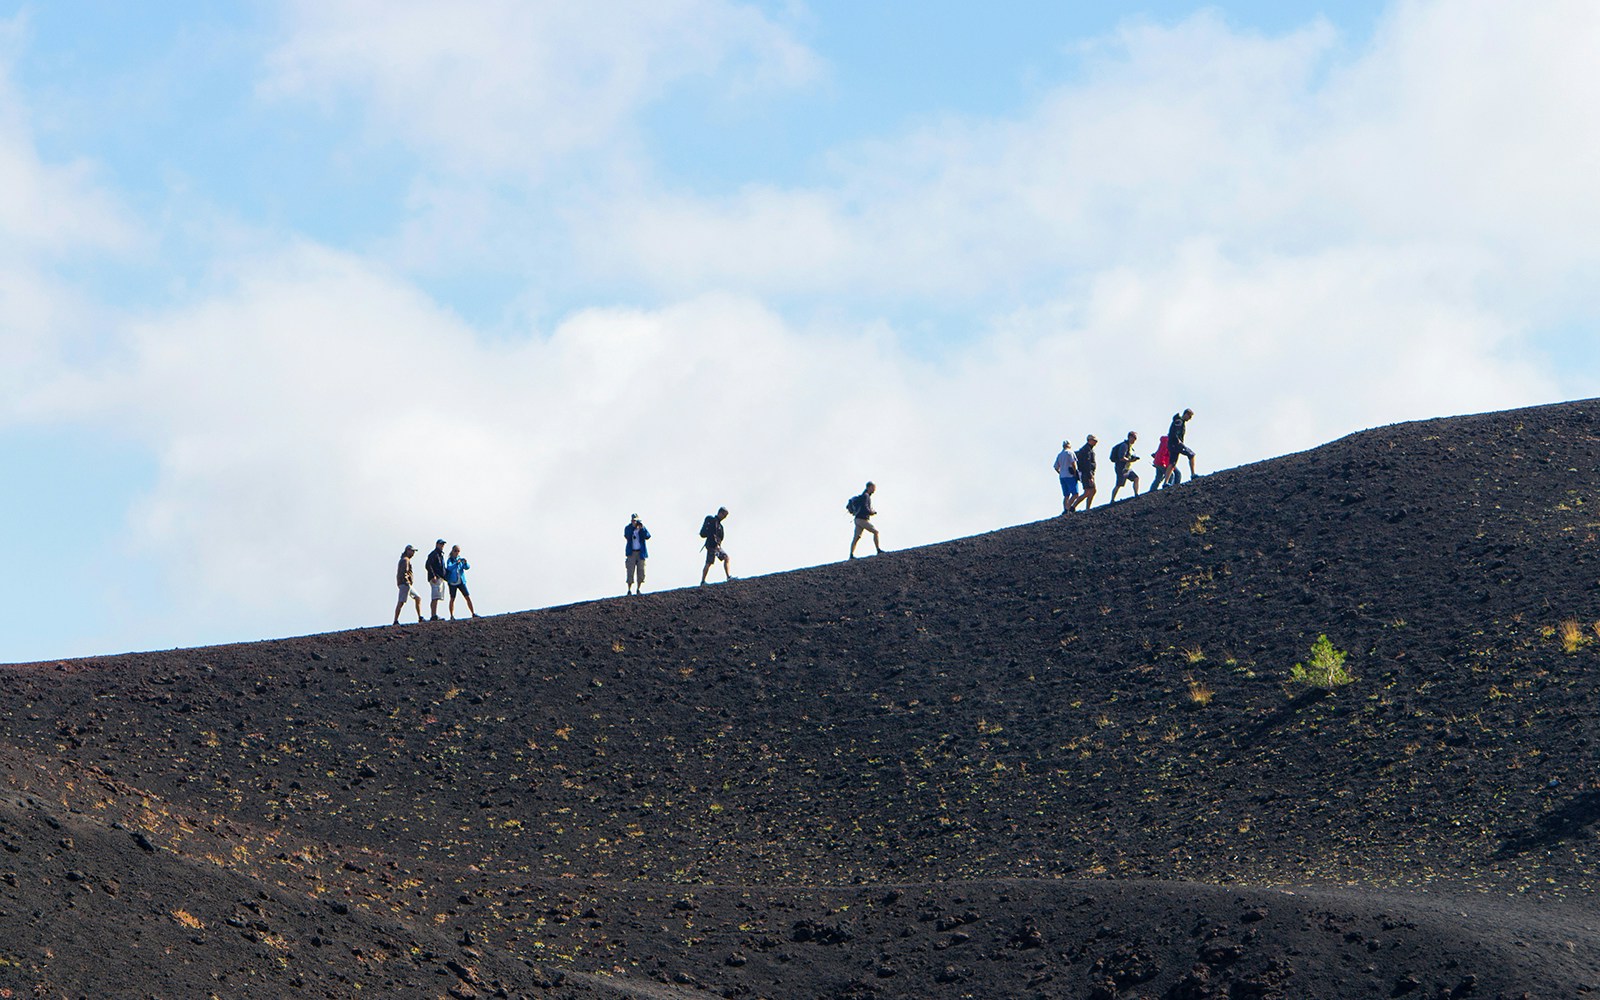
[624,513,651,595]
[445,545,477,619]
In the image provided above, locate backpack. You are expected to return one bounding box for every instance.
[699,515,715,539]
[846,494,866,517]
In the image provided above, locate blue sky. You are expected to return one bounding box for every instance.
[1,0,1594,663]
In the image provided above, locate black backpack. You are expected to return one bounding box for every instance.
[846,494,866,517]
[699,515,716,539]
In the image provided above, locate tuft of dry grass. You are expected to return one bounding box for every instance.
[172,909,205,930]
[1186,676,1213,707]
[1190,513,1212,535]
[1556,619,1587,653]
[1182,646,1205,664]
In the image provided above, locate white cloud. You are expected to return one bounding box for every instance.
[578,0,1600,322]
[0,15,136,409]
[37,229,1552,651]
[261,0,821,176]
[4,0,1591,660]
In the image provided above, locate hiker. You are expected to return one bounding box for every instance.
[425,539,449,621]
[445,545,477,619]
[699,507,731,584]
[624,513,650,595]
[1072,435,1099,511]
[847,482,883,558]
[393,545,424,625]
[1165,408,1196,482]
[1053,440,1080,515]
[1109,431,1141,501]
[1152,435,1183,491]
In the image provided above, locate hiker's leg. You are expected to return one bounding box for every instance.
[464,592,477,616]
[413,596,424,621]
[850,520,865,557]
[393,598,404,625]
[722,554,732,580]
[869,523,882,553]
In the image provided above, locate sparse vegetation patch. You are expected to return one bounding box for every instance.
[1289,634,1352,689]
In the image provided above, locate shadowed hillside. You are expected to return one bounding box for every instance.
[4,399,1600,998]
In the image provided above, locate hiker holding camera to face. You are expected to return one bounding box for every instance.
[624,513,651,595]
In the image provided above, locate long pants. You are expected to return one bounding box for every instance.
[626,552,646,587]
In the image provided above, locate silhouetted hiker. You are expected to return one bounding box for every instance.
[445,545,477,619]
[1109,431,1141,501]
[425,539,448,620]
[1163,408,1196,484]
[700,507,731,584]
[393,545,424,625]
[625,513,651,595]
[1053,439,1080,515]
[1072,435,1099,511]
[847,481,883,558]
[1152,435,1182,491]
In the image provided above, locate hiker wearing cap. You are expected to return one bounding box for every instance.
[699,507,731,584]
[847,481,883,559]
[624,514,651,595]
[425,539,448,621]
[445,545,477,619]
[393,545,424,625]
[1053,440,1080,515]
[1072,436,1099,511]
[1109,431,1141,502]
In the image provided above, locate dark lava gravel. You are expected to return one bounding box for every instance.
[3,398,1600,998]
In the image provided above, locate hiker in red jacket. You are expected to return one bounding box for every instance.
[1151,435,1175,491]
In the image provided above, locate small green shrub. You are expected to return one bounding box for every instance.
[1289,634,1352,689]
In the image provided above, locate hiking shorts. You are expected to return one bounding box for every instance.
[1172,443,1194,460]
[704,545,727,565]
[1059,475,1079,497]
[1116,465,1139,488]
[448,581,469,599]
[398,584,418,603]
[853,516,878,540]
[430,579,447,601]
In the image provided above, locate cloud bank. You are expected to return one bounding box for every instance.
[4,1,1593,659]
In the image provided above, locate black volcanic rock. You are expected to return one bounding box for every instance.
[3,398,1600,997]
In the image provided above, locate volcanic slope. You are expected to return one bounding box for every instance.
[4,398,1600,999]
